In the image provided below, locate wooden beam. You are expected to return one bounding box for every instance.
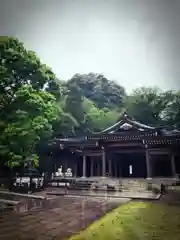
[79,148,173,155]
[149,149,171,155]
[111,149,145,154]
[108,143,143,147]
[80,151,103,157]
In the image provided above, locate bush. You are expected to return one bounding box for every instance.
[147,183,153,191]
[152,186,161,194]
[147,183,161,194]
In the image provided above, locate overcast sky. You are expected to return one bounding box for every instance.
[1,0,180,93]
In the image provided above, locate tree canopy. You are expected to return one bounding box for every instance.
[125,87,180,128]
[66,73,126,110]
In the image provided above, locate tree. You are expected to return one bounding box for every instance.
[161,91,180,128]
[125,87,171,126]
[0,37,60,167]
[82,98,119,132]
[52,112,79,138]
[0,85,59,168]
[0,37,60,91]
[66,73,126,110]
[64,83,86,135]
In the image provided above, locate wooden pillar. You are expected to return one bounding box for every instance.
[97,161,100,176]
[119,160,122,178]
[54,163,57,173]
[145,147,151,178]
[90,157,94,177]
[108,159,112,176]
[171,154,176,177]
[114,159,117,178]
[74,162,77,177]
[102,149,106,177]
[82,155,86,177]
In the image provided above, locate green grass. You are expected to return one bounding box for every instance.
[69,201,180,240]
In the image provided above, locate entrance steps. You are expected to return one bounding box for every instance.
[49,176,178,192]
[120,179,148,192]
[73,180,92,190]
[98,178,149,192]
[49,177,151,192]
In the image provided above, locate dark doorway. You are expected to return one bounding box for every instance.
[175,155,180,175]
[113,152,146,178]
[152,155,172,177]
[76,156,83,177]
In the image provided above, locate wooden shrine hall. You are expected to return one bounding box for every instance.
[50,113,180,179]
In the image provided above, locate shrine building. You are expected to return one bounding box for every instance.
[49,112,180,179]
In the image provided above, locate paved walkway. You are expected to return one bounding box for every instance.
[46,187,160,200]
[0,195,129,240]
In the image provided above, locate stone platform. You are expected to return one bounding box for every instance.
[49,176,177,193]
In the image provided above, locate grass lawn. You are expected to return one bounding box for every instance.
[69,201,180,240]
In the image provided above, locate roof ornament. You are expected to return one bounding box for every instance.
[120,123,132,130]
[123,111,128,119]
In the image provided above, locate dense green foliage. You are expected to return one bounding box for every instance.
[125,87,180,128]
[0,37,60,167]
[0,36,180,167]
[66,73,126,109]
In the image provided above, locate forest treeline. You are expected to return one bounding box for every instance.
[0,37,180,167]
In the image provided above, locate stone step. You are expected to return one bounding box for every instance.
[0,191,46,200]
[0,198,19,205]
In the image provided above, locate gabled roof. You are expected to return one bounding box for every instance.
[100,112,156,134]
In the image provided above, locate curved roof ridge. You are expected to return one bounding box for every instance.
[127,118,156,130]
[101,120,123,133]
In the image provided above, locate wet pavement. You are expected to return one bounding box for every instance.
[0,194,129,240]
[46,187,160,200]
